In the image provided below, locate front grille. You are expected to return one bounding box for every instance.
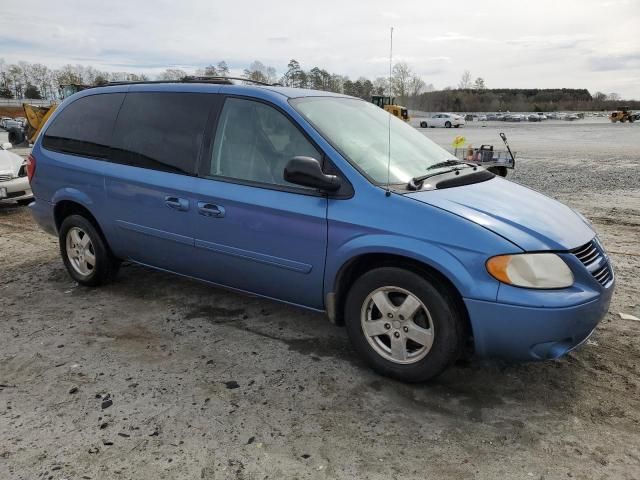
[0,173,12,182]
[5,190,26,198]
[572,239,613,287]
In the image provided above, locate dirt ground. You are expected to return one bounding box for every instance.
[1,120,639,480]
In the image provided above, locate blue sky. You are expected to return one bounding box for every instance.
[1,0,638,98]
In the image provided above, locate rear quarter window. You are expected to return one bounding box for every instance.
[42,93,125,158]
[110,92,214,175]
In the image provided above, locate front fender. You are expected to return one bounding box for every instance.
[324,233,500,302]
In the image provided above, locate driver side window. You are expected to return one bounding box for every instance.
[210,97,321,188]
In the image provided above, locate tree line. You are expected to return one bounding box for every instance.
[1,58,634,111]
[0,57,431,102]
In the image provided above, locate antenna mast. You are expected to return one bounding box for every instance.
[386,26,393,197]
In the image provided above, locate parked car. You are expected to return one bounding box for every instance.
[28,83,614,382]
[1,117,12,129]
[1,118,22,131]
[504,114,523,122]
[486,113,498,121]
[477,114,488,121]
[528,114,542,122]
[0,142,32,205]
[420,113,465,128]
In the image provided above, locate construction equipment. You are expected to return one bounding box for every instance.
[609,106,635,123]
[371,95,410,122]
[7,84,90,146]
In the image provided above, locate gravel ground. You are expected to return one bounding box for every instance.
[1,121,639,480]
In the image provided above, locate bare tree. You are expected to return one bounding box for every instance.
[157,69,187,81]
[242,61,277,84]
[392,62,412,99]
[372,77,389,96]
[408,75,426,97]
[217,61,230,77]
[458,70,473,89]
[473,77,486,90]
[607,92,620,102]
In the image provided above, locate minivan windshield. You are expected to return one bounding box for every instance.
[291,97,456,184]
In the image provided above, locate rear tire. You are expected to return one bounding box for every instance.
[344,267,465,382]
[445,121,452,128]
[59,214,120,286]
[7,128,25,146]
[420,121,428,128]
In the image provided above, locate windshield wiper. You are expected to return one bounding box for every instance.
[407,162,477,190]
[426,159,466,170]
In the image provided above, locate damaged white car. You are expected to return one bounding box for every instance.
[0,142,32,205]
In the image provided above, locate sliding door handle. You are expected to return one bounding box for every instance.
[164,196,189,211]
[197,202,225,218]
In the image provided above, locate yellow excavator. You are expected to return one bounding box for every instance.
[371,95,410,122]
[7,84,89,146]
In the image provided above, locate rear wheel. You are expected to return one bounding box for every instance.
[445,121,452,128]
[7,127,25,146]
[420,121,428,128]
[344,267,465,382]
[59,214,120,286]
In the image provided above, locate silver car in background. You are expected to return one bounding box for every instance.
[0,142,32,205]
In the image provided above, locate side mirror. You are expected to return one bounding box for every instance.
[1,142,12,150]
[284,156,341,192]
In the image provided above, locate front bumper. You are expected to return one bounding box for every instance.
[0,176,32,202]
[465,283,614,360]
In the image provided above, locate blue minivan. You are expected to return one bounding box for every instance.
[28,79,614,382]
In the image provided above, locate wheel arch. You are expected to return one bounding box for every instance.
[53,198,113,255]
[327,252,473,345]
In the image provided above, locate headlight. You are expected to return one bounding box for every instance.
[486,253,574,289]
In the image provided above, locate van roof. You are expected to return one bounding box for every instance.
[82,80,351,100]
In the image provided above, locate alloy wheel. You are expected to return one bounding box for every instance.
[360,286,435,364]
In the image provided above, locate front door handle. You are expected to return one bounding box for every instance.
[165,196,189,212]
[197,202,225,218]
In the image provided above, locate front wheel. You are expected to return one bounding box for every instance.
[420,121,428,128]
[445,121,452,128]
[344,267,465,382]
[59,214,120,286]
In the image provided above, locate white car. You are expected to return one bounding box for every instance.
[0,142,32,205]
[419,113,466,128]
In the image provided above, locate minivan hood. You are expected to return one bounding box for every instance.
[405,176,594,251]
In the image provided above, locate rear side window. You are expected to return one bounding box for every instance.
[110,92,213,175]
[43,93,124,158]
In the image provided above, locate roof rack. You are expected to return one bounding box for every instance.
[106,76,279,87]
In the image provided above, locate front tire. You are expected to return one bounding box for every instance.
[420,121,428,128]
[59,214,120,286]
[344,267,465,382]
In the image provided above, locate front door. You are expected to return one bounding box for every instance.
[191,97,328,309]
